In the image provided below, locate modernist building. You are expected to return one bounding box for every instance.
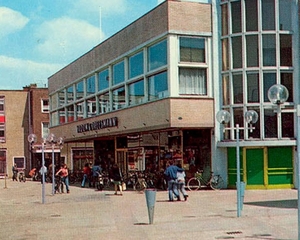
[0,84,50,178]
[48,0,299,189]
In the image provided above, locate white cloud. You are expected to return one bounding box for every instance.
[0,56,63,89]
[0,7,29,38]
[35,17,104,64]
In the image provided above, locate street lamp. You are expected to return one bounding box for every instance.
[28,133,46,204]
[267,84,300,239]
[217,109,258,217]
[47,133,64,195]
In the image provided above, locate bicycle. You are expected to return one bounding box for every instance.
[187,170,224,191]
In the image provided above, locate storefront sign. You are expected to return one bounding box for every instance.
[77,117,118,133]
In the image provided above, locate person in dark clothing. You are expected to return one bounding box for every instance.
[111,163,123,195]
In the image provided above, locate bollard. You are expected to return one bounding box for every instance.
[240,181,246,210]
[145,189,156,224]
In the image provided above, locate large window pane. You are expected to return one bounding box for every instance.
[87,97,96,118]
[179,68,207,95]
[86,75,95,96]
[222,75,230,105]
[263,35,276,66]
[233,74,243,104]
[282,113,293,138]
[148,40,167,71]
[221,4,228,36]
[67,86,74,103]
[67,105,74,122]
[280,34,292,66]
[231,1,241,33]
[113,61,125,85]
[264,108,277,138]
[76,102,84,120]
[58,90,65,107]
[98,69,109,91]
[279,0,292,31]
[148,71,168,101]
[113,87,125,110]
[262,0,275,30]
[59,109,66,124]
[246,35,258,67]
[129,80,144,105]
[247,73,259,103]
[263,73,276,102]
[76,81,84,100]
[129,51,144,79]
[232,36,242,69]
[245,0,258,31]
[281,72,293,102]
[233,108,244,139]
[98,92,110,114]
[222,38,229,71]
[179,37,205,63]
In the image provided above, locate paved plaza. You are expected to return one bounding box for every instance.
[0,179,298,240]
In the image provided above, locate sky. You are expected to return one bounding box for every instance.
[0,0,165,90]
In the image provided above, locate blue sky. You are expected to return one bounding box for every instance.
[0,0,164,90]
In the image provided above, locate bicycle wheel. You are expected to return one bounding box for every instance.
[210,175,224,190]
[187,177,200,191]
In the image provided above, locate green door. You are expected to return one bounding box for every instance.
[246,148,264,186]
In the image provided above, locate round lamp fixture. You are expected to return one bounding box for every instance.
[267,84,289,105]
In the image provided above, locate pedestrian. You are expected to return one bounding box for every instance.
[39,165,47,184]
[176,163,188,201]
[110,163,123,195]
[164,160,180,201]
[81,163,91,188]
[91,161,102,188]
[12,164,18,181]
[56,164,70,193]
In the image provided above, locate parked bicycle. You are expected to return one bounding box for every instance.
[187,170,224,191]
[18,170,26,182]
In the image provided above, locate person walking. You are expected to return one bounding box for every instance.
[176,163,188,201]
[81,163,91,188]
[12,164,18,181]
[91,162,102,188]
[110,163,123,195]
[164,160,180,201]
[56,164,70,193]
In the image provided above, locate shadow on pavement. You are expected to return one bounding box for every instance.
[245,199,296,209]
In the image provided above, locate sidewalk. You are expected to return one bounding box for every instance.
[0,179,297,240]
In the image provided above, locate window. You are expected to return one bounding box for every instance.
[262,0,275,30]
[98,92,110,114]
[179,37,205,63]
[113,87,125,110]
[98,69,109,91]
[76,81,84,100]
[67,105,74,122]
[148,39,167,71]
[41,122,49,139]
[86,75,95,96]
[246,35,258,67]
[58,90,65,107]
[14,157,25,170]
[263,35,276,66]
[0,150,6,175]
[0,97,4,113]
[129,80,144,105]
[231,1,241,33]
[280,34,292,66]
[129,51,144,79]
[113,61,125,85]
[87,97,96,117]
[232,36,242,68]
[67,86,74,103]
[76,102,84,120]
[263,73,276,102]
[179,68,207,95]
[59,109,66,124]
[233,74,243,104]
[245,0,258,32]
[247,73,259,103]
[279,0,293,31]
[148,71,168,101]
[0,123,5,142]
[41,99,49,113]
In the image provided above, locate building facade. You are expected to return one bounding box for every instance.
[0,84,50,178]
[48,0,299,189]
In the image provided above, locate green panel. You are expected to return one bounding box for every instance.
[268,147,293,168]
[268,147,293,185]
[246,148,264,185]
[227,147,243,186]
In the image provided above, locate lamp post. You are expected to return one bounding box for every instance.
[46,134,64,195]
[267,84,299,239]
[28,133,46,204]
[217,109,258,217]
